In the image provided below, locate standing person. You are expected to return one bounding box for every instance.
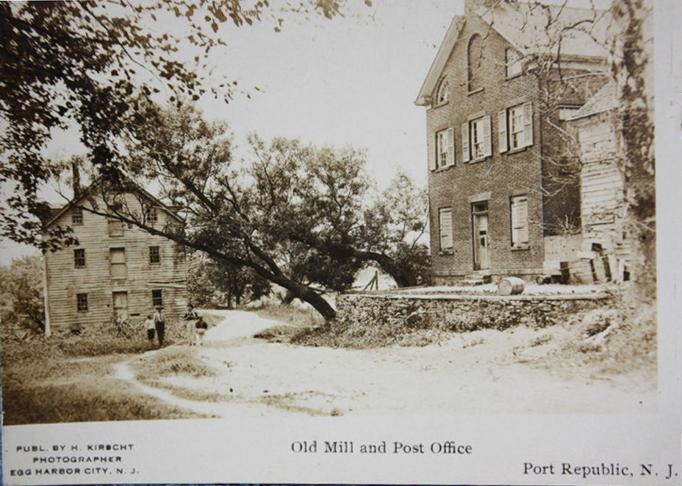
[183,303,199,346]
[194,316,208,346]
[153,306,165,347]
[144,314,155,347]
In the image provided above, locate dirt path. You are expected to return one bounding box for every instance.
[113,310,656,417]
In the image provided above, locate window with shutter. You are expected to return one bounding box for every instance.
[522,102,533,147]
[438,208,453,252]
[435,128,454,169]
[469,116,489,161]
[510,196,529,248]
[505,102,533,151]
[498,110,508,153]
[508,104,525,150]
[461,123,470,162]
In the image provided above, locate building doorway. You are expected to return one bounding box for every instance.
[112,291,129,321]
[472,201,490,270]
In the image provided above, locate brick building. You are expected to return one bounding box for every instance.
[42,180,188,335]
[415,0,611,283]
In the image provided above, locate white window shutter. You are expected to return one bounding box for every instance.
[482,115,492,157]
[523,101,533,147]
[498,110,508,153]
[429,133,437,171]
[439,208,453,250]
[447,128,455,166]
[462,122,470,162]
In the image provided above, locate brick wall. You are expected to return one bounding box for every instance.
[424,14,606,283]
[427,15,544,282]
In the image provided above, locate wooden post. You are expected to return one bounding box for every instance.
[41,252,51,337]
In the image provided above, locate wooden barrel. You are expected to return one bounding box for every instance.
[498,277,525,296]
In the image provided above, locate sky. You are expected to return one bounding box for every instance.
[0,0,613,264]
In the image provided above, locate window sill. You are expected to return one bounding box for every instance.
[511,245,530,251]
[505,72,522,81]
[505,146,531,156]
[439,250,454,256]
[467,87,484,96]
[467,155,490,164]
[433,164,455,173]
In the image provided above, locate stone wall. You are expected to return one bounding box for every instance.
[336,292,610,332]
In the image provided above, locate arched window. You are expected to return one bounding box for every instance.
[436,77,449,105]
[467,34,482,92]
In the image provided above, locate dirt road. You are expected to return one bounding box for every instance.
[115,310,656,417]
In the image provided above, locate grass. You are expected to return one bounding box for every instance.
[1,318,209,425]
[252,299,657,379]
[132,346,218,382]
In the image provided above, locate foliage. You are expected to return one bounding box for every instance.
[80,100,428,320]
[0,256,44,331]
[0,0,369,250]
[188,252,271,307]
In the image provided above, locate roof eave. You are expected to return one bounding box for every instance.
[415,16,465,107]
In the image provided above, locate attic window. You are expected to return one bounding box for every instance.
[467,34,483,92]
[436,78,449,105]
[72,207,83,226]
[146,206,158,224]
[505,48,523,78]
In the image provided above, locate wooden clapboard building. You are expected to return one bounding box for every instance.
[415,0,611,284]
[569,80,631,281]
[42,180,187,335]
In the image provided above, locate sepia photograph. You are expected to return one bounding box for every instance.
[0,0,659,432]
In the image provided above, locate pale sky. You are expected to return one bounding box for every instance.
[0,0,612,264]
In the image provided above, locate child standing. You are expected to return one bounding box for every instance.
[194,316,208,346]
[183,304,199,346]
[144,314,155,346]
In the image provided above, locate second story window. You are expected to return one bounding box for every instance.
[498,102,533,153]
[110,248,127,280]
[74,249,86,268]
[149,246,160,264]
[505,48,522,78]
[72,207,83,226]
[435,128,454,169]
[462,115,491,162]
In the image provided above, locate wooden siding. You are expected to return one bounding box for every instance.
[44,193,187,332]
[578,118,626,245]
[575,114,630,281]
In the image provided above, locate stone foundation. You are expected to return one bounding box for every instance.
[336,291,611,332]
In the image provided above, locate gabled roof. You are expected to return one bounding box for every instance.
[45,177,184,228]
[415,1,611,106]
[570,79,617,120]
[415,15,465,106]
